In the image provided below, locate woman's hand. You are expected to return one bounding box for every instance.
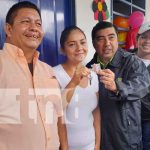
[71,64,90,85]
[64,64,91,103]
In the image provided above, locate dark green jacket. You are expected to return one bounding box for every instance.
[87,48,150,150]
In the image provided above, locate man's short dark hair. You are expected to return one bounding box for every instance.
[92,21,118,41]
[6,1,41,25]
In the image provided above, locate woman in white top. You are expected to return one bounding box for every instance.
[53,26,100,150]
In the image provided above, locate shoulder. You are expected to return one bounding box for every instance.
[118,48,134,58]
[0,50,9,73]
[38,60,52,69]
[52,64,65,81]
[37,60,55,77]
[53,64,64,76]
[113,49,146,72]
[117,49,140,64]
[53,64,62,72]
[120,50,147,72]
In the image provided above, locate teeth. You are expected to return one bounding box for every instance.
[26,34,38,39]
[33,35,38,39]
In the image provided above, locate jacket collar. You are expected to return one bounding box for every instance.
[97,48,123,69]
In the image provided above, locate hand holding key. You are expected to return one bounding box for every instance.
[97,69,117,92]
[71,64,91,86]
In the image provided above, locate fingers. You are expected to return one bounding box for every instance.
[75,64,90,77]
[99,69,117,91]
[100,78,117,91]
[70,64,91,86]
[73,65,90,84]
[81,67,90,77]
[99,69,115,79]
[76,63,83,70]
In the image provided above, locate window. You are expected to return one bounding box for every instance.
[111,0,146,49]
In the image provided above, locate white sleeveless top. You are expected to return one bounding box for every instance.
[53,65,99,150]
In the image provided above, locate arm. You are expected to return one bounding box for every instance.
[98,56,150,101]
[58,116,68,150]
[63,66,90,103]
[93,93,101,150]
[115,57,150,101]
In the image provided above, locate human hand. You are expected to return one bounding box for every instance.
[71,64,90,85]
[98,69,117,92]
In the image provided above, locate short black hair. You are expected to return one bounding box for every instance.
[92,21,118,41]
[60,25,86,48]
[6,1,41,25]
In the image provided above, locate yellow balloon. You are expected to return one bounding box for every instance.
[118,31,127,42]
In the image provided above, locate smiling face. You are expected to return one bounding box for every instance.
[62,29,88,64]
[5,8,44,53]
[93,27,118,64]
[137,30,150,59]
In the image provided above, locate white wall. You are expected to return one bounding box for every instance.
[75,0,110,65]
[145,0,150,22]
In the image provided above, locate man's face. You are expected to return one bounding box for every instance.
[5,8,44,52]
[137,30,150,57]
[93,27,118,64]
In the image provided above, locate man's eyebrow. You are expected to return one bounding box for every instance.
[95,33,116,39]
[108,33,116,36]
[66,41,75,43]
[20,17,41,21]
[95,35,104,39]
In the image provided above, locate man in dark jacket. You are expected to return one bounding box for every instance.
[136,21,150,150]
[87,21,150,150]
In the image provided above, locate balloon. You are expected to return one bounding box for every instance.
[128,11,144,29]
[118,31,127,42]
[113,16,129,29]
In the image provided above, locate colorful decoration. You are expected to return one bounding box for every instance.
[118,31,127,42]
[128,11,144,29]
[113,16,129,29]
[92,0,109,22]
[125,28,139,50]
[125,11,144,50]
